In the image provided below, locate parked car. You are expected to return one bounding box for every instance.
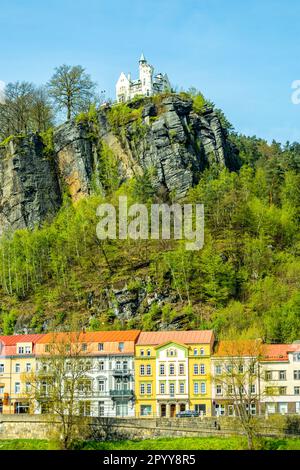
[176,410,200,418]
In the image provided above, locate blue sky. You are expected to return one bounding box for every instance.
[0,0,300,143]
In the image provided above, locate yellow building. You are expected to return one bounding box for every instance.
[0,334,44,414]
[135,330,215,417]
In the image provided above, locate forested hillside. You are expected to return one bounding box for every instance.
[1,132,300,342]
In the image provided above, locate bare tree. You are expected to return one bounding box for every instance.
[0,82,53,140]
[24,331,93,449]
[47,65,97,120]
[213,339,265,450]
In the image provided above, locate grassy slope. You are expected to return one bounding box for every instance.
[0,437,300,450]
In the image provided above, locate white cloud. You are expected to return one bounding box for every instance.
[0,81,5,103]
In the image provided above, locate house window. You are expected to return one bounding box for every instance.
[200,364,205,375]
[15,382,21,394]
[140,405,152,416]
[226,364,232,374]
[279,370,286,380]
[0,364,4,373]
[18,347,24,354]
[140,384,145,395]
[228,384,234,395]
[160,364,165,375]
[99,361,104,371]
[194,383,199,394]
[81,343,87,352]
[118,342,124,352]
[25,382,31,393]
[238,365,244,374]
[179,383,185,394]
[98,380,105,392]
[250,384,256,394]
[45,345,50,353]
[140,365,145,376]
[26,363,31,372]
[228,405,235,416]
[146,365,152,375]
[293,353,300,362]
[169,364,175,375]
[193,349,198,356]
[79,401,91,417]
[0,386,4,395]
[294,370,300,380]
[147,349,151,357]
[15,363,20,373]
[194,364,199,375]
[216,385,222,395]
[215,404,225,416]
[200,348,204,356]
[146,384,152,395]
[215,365,222,375]
[98,343,104,351]
[294,387,300,395]
[200,382,206,394]
[98,401,105,416]
[169,383,175,396]
[266,371,272,381]
[279,387,287,395]
[25,346,31,354]
[160,383,165,394]
[179,364,185,375]
[140,350,144,357]
[116,361,121,370]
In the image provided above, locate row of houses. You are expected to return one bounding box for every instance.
[0,329,300,418]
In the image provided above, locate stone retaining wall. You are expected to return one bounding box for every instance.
[0,415,298,441]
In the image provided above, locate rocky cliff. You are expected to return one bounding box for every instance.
[0,94,239,233]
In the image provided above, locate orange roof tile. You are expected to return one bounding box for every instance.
[214,340,263,357]
[136,330,214,346]
[36,330,141,344]
[261,344,290,362]
[0,334,45,345]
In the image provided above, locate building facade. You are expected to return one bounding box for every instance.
[35,330,140,417]
[260,344,300,415]
[1,331,300,418]
[0,334,44,414]
[135,330,215,417]
[116,54,170,103]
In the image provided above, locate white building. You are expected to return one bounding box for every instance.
[260,344,300,415]
[116,54,170,103]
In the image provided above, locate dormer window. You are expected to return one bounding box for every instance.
[118,342,124,352]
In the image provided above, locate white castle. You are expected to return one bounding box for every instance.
[116,53,170,103]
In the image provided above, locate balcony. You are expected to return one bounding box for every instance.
[112,369,131,377]
[109,389,134,398]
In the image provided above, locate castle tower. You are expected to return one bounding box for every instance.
[139,53,154,97]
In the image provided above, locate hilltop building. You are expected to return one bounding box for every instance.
[116,54,170,103]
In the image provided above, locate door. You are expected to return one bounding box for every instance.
[170,404,176,417]
[160,404,166,417]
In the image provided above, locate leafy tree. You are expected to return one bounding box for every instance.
[47,65,97,120]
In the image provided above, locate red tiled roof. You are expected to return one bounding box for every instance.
[0,334,45,345]
[37,330,141,344]
[136,330,214,346]
[261,344,290,362]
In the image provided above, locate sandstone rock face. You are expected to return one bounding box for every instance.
[0,95,239,233]
[99,95,239,199]
[54,121,97,203]
[0,135,61,235]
